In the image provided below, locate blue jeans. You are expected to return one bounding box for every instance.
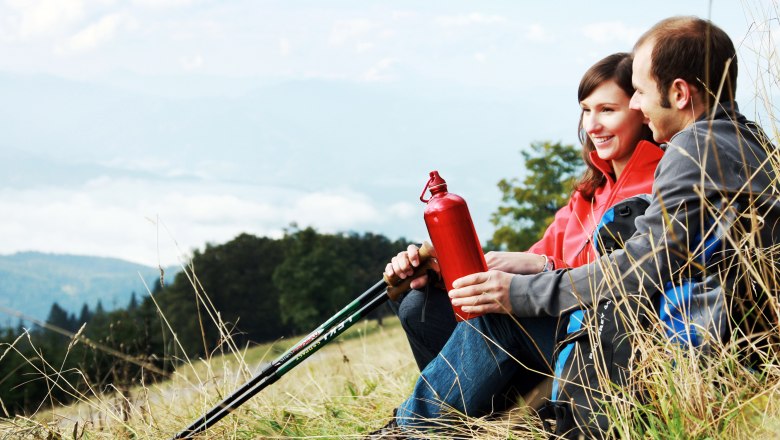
[391,287,458,371]
[392,288,557,428]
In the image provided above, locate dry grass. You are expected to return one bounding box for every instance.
[0,317,419,439]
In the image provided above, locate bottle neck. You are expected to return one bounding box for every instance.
[429,183,448,195]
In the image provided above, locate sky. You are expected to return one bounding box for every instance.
[1,0,778,267]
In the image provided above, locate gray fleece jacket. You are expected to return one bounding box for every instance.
[510,101,779,344]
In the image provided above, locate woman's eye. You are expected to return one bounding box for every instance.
[602,108,614,113]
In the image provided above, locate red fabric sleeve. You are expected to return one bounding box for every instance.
[526,194,582,270]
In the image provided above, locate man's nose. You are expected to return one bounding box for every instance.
[629,91,641,110]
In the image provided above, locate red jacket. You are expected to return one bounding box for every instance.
[527,140,663,269]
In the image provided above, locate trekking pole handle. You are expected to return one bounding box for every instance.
[384,241,435,300]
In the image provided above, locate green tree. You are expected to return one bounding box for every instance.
[489,141,583,251]
[94,300,105,317]
[78,303,92,325]
[128,292,139,311]
[273,227,351,332]
[149,233,292,357]
[44,302,73,331]
[0,326,45,415]
[188,233,290,348]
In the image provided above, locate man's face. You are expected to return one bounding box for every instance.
[630,42,683,143]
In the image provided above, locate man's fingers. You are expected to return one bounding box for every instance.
[454,291,503,311]
[448,284,482,300]
[451,289,483,304]
[447,270,512,315]
[451,271,490,289]
[460,303,500,315]
[448,271,494,300]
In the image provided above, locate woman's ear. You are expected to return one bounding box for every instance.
[669,78,698,110]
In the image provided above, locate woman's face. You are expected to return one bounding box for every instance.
[580,80,647,177]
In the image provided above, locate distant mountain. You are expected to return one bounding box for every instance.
[0,252,180,325]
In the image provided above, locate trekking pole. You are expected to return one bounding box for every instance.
[172,243,435,439]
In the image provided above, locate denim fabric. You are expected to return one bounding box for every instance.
[392,288,458,371]
[395,312,557,428]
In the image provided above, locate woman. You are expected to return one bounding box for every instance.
[386,52,662,374]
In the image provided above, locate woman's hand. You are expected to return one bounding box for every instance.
[384,244,440,291]
[485,251,547,274]
[448,270,514,315]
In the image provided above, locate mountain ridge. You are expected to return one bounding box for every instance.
[0,251,180,324]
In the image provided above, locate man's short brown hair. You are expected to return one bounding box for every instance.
[635,16,737,108]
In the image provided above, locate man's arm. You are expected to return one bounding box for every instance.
[508,125,747,317]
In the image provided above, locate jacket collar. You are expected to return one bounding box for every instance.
[696,99,742,124]
[668,99,750,148]
[588,140,662,184]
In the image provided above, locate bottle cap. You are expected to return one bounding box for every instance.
[420,170,448,202]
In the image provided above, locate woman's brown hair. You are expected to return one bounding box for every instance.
[574,52,654,200]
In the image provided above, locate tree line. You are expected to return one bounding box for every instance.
[0,141,579,417]
[0,227,410,416]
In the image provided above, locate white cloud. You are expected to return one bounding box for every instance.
[329,18,374,46]
[279,37,291,56]
[356,41,374,53]
[131,0,193,9]
[581,21,643,45]
[474,52,487,63]
[180,53,204,70]
[435,13,506,27]
[0,185,166,265]
[362,57,398,82]
[391,11,417,21]
[163,192,277,224]
[99,157,174,175]
[526,23,554,43]
[58,12,130,53]
[293,192,379,229]
[0,178,406,266]
[5,0,86,40]
[388,202,415,219]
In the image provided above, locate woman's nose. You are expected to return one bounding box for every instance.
[584,116,601,133]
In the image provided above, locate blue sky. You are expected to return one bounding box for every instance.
[0,0,776,266]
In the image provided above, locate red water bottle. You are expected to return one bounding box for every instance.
[420,171,488,321]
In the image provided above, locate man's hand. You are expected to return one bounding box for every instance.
[384,244,440,291]
[448,270,514,315]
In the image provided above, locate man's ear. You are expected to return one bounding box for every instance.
[669,78,698,110]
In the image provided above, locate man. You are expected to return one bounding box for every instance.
[373,16,779,439]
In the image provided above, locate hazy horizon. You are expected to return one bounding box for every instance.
[1,0,773,266]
